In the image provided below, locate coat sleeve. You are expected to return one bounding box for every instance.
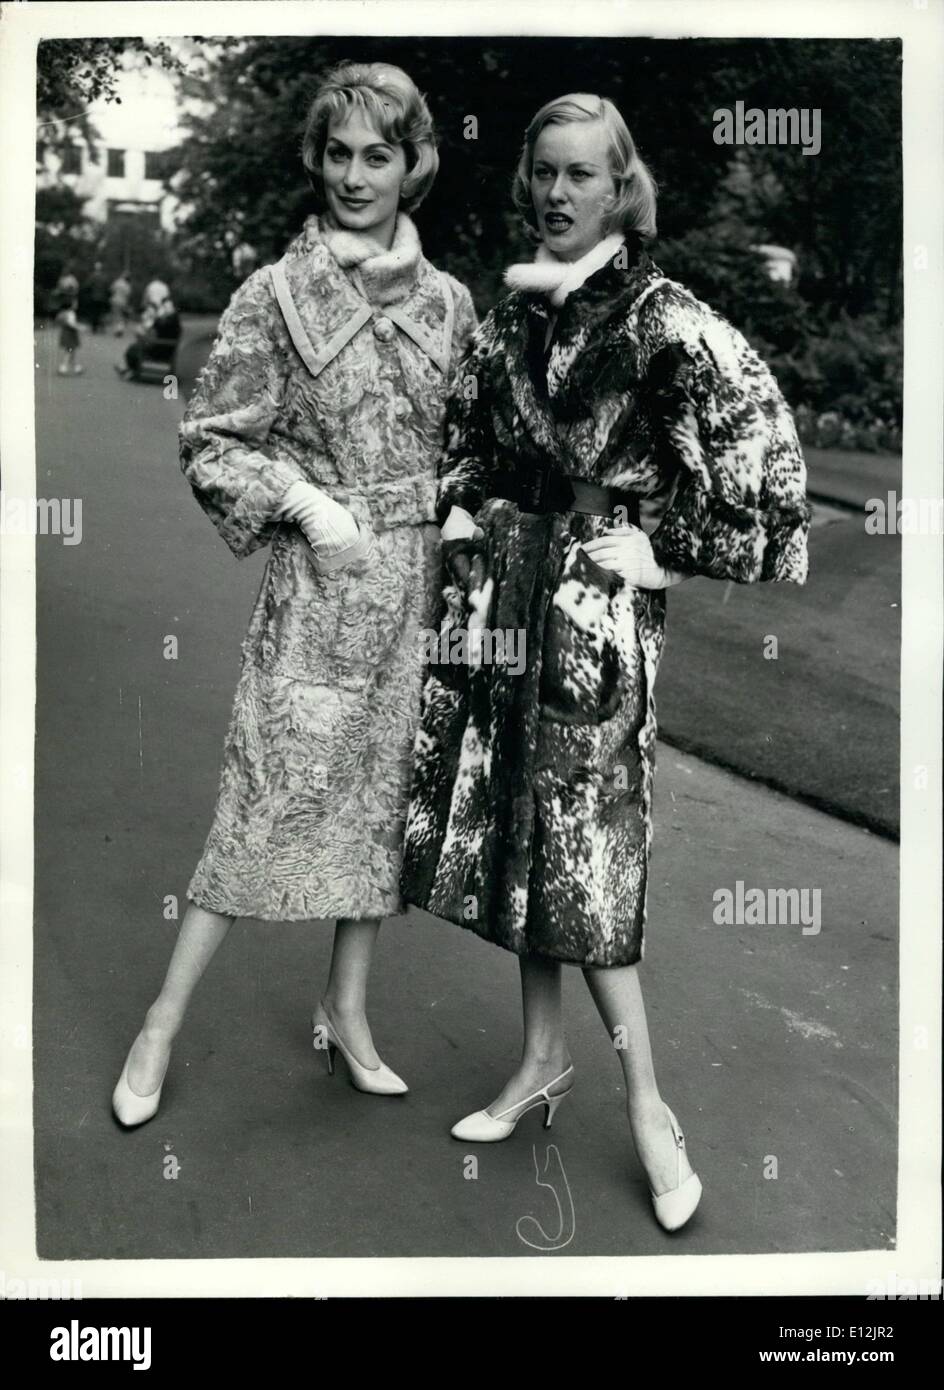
[643,290,811,584]
[447,278,479,374]
[433,310,498,526]
[179,266,311,559]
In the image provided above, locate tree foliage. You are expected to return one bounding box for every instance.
[35,35,902,427]
[169,35,901,325]
[36,38,182,160]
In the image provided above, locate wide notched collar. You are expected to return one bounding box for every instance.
[269,215,455,378]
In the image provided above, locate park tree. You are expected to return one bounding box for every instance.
[167,36,901,326]
[34,185,98,311]
[36,34,902,317]
[36,38,182,162]
[35,39,189,309]
[162,35,902,425]
[37,34,899,424]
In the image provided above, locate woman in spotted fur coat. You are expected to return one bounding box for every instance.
[400,94,809,1229]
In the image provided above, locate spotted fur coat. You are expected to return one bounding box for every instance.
[400,232,810,967]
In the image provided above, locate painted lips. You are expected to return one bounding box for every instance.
[544,213,573,231]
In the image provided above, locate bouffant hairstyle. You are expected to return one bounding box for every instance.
[511,92,658,239]
[301,61,439,213]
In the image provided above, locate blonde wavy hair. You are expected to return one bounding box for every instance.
[512,92,658,240]
[302,61,440,213]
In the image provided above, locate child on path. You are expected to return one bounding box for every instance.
[55,294,84,376]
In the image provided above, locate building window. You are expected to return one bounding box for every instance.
[107,148,126,178]
[144,149,176,182]
[145,150,164,181]
[60,145,82,175]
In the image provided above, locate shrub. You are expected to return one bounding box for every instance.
[654,231,902,452]
[654,227,810,355]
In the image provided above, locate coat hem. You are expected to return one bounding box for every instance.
[422,904,644,969]
[186,887,405,923]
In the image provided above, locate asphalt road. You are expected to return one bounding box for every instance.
[657,509,900,837]
[29,325,898,1266]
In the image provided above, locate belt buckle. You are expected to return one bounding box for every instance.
[522,463,552,513]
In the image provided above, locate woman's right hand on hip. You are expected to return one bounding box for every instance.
[278,479,360,558]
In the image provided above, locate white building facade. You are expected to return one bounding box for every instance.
[37,48,206,233]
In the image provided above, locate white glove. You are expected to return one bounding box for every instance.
[440,504,480,542]
[581,526,686,590]
[277,479,360,557]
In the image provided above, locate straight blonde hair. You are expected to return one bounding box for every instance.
[512,93,658,239]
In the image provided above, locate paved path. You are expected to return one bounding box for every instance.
[30,327,897,1262]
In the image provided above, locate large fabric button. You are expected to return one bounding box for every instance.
[394,398,412,419]
[373,316,396,342]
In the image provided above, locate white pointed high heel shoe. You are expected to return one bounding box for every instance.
[312,1003,408,1096]
[450,1065,575,1142]
[111,1040,170,1128]
[650,1103,702,1232]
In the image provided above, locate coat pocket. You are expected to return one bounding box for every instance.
[421,581,473,692]
[256,521,397,684]
[319,519,401,672]
[539,540,626,726]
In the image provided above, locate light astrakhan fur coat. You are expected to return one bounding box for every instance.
[400,231,810,967]
[179,212,476,920]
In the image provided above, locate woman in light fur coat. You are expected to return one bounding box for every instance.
[400,93,810,1230]
[112,62,477,1126]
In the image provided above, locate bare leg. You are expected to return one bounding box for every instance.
[320,917,384,1068]
[582,963,694,1195]
[482,954,573,1116]
[124,901,234,1095]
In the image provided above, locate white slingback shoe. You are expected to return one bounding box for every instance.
[450,1065,575,1142]
[650,1103,703,1232]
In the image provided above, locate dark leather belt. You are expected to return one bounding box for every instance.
[490,464,640,524]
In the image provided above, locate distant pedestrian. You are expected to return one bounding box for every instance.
[109,272,132,336]
[83,261,110,334]
[115,292,181,381]
[55,294,84,376]
[141,278,171,319]
[54,266,80,305]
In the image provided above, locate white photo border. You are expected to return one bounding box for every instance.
[1,0,941,1299]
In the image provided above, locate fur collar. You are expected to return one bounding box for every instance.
[503,232,626,307]
[491,231,660,427]
[290,211,423,307]
[322,211,421,306]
